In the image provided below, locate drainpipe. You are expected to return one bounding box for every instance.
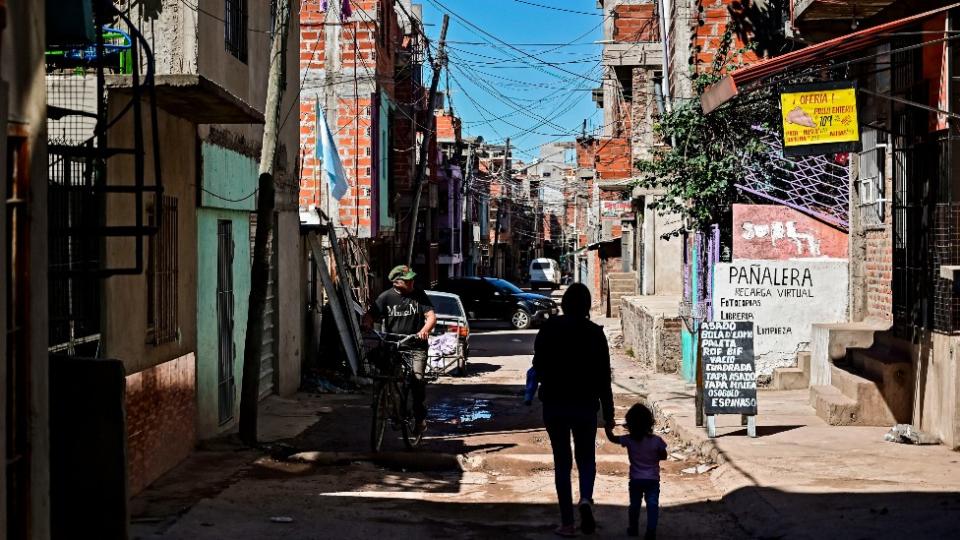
[657,0,672,110]
[642,200,656,295]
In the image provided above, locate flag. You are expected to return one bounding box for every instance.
[317,105,351,201]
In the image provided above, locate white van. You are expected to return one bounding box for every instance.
[529,258,561,290]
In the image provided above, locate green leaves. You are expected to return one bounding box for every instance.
[634,56,776,235]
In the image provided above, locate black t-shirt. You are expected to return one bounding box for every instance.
[371,288,435,349]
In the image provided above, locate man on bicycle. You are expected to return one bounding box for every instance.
[363,265,437,434]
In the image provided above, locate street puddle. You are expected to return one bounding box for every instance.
[429,399,494,426]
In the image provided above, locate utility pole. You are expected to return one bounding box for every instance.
[239,0,290,445]
[493,137,508,278]
[405,14,450,266]
[463,143,474,275]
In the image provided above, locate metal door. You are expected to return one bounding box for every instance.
[217,220,236,424]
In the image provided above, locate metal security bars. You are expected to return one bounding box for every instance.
[225,0,249,63]
[147,196,178,345]
[217,220,236,424]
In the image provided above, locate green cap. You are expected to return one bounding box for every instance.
[389,265,416,281]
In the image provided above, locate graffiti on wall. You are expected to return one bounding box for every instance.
[733,204,848,260]
[741,220,820,256]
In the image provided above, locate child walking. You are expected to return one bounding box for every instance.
[606,403,667,539]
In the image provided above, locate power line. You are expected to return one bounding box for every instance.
[510,0,602,17]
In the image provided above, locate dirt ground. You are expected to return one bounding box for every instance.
[132,321,747,539]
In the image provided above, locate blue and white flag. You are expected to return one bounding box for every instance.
[317,106,350,201]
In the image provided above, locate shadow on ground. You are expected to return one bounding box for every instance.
[149,485,960,539]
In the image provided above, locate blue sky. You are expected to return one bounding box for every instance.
[419,0,605,160]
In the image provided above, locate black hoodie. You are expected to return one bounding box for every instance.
[532,315,615,426]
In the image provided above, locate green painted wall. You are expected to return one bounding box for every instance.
[196,208,250,438]
[196,143,256,438]
[200,144,257,212]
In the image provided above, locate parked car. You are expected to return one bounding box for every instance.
[529,258,561,290]
[425,291,470,376]
[435,277,559,330]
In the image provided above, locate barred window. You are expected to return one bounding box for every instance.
[225,0,248,63]
[147,196,179,345]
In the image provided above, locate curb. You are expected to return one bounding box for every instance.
[641,392,727,465]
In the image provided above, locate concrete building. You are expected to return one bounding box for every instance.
[592,0,683,367]
[2,1,51,537]
[45,0,302,502]
[692,0,960,447]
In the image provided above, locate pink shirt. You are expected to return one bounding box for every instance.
[618,434,667,480]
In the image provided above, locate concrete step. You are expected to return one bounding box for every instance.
[607,272,635,280]
[828,365,899,425]
[810,385,860,426]
[772,367,807,390]
[849,348,913,423]
[851,347,910,383]
[609,286,637,295]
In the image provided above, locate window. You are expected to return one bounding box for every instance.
[225,0,248,63]
[426,294,463,317]
[147,196,179,345]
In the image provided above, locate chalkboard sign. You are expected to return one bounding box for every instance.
[701,321,757,415]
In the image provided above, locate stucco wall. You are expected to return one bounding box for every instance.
[653,209,683,295]
[920,334,960,449]
[103,99,198,376]
[713,260,849,378]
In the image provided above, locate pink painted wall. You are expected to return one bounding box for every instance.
[732,204,848,260]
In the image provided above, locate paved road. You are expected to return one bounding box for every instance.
[134,312,747,539]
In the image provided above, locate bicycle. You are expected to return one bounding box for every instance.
[367,331,424,452]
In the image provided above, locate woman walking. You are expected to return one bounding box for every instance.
[531,283,615,536]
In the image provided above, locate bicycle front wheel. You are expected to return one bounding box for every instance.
[399,380,422,449]
[370,382,389,452]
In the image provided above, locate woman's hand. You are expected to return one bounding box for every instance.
[604,423,617,443]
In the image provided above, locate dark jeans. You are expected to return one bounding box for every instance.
[629,479,660,533]
[543,404,598,526]
[407,349,427,422]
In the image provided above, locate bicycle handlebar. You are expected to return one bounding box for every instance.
[372,331,419,346]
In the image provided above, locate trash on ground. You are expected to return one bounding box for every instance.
[681,463,717,475]
[270,516,294,523]
[884,424,941,445]
[669,452,686,461]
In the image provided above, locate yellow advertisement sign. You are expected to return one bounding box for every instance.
[780,84,859,151]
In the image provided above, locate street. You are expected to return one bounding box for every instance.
[131,312,744,539]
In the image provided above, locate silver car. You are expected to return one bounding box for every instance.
[425,290,470,376]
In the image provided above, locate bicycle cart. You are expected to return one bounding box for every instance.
[427,332,466,378]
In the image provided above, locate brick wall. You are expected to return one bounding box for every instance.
[596,137,632,180]
[690,1,759,75]
[335,97,374,234]
[436,112,460,143]
[126,353,196,495]
[299,0,404,238]
[614,3,659,42]
[865,228,893,321]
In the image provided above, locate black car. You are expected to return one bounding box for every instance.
[435,277,559,330]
